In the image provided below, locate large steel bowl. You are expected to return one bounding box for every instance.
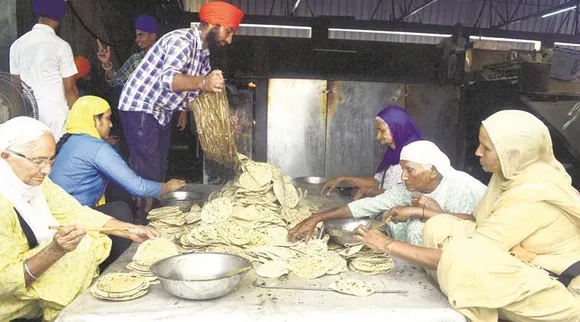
[150,253,251,300]
[323,218,371,246]
[156,191,204,212]
[292,176,327,185]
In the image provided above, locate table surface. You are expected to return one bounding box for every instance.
[56,183,466,322]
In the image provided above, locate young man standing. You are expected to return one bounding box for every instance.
[97,15,159,88]
[10,0,79,141]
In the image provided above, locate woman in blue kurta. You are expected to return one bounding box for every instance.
[50,96,184,267]
[50,96,185,208]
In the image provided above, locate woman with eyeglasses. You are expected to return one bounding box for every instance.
[0,117,158,321]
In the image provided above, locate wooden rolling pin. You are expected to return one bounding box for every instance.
[49,226,146,235]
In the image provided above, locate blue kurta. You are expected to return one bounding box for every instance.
[50,134,162,206]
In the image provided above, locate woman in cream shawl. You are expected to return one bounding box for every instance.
[0,117,157,321]
[353,110,580,321]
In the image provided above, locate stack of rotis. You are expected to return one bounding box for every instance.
[126,238,179,283]
[189,90,239,167]
[147,206,186,239]
[90,273,150,301]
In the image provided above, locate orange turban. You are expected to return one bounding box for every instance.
[200,1,244,29]
[74,56,91,80]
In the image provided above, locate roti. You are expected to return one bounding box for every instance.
[329,279,375,297]
[256,260,289,278]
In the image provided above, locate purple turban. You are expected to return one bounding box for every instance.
[33,0,67,22]
[135,15,159,33]
[376,105,422,173]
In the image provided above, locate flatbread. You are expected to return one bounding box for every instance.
[290,256,329,279]
[132,238,179,267]
[329,279,375,297]
[255,260,289,278]
[201,197,233,224]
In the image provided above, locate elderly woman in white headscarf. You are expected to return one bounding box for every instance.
[0,117,158,322]
[353,111,580,321]
[288,140,486,245]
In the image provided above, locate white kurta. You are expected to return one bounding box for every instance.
[9,24,77,141]
[348,177,482,246]
[373,164,403,191]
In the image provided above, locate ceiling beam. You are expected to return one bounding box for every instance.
[397,0,440,21]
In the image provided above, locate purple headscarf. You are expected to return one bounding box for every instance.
[376,105,422,173]
[135,15,159,33]
[33,0,67,22]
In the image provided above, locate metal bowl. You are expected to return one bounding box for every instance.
[292,176,327,185]
[323,218,371,246]
[151,253,251,300]
[157,191,203,212]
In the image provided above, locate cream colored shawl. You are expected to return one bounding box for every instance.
[474,110,580,258]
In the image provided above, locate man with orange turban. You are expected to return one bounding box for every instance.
[117,1,243,213]
[73,56,91,96]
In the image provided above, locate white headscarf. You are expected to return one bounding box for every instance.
[400,140,487,200]
[0,117,59,244]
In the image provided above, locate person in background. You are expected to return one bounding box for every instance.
[437,22,468,78]
[354,110,580,321]
[288,140,485,246]
[9,0,79,141]
[117,1,243,213]
[0,117,157,321]
[49,96,185,218]
[96,14,158,89]
[73,56,91,97]
[321,105,422,199]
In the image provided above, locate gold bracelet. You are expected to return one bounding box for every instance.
[24,259,38,280]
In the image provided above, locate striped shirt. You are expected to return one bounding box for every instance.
[118,27,211,126]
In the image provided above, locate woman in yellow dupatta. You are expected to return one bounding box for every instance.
[353,110,580,322]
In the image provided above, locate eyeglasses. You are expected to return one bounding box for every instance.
[7,150,55,168]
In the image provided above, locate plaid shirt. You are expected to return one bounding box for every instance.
[106,51,145,88]
[118,27,211,126]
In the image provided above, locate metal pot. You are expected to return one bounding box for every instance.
[156,191,204,212]
[151,253,251,300]
[322,218,371,246]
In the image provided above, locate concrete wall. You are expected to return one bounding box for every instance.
[0,0,17,72]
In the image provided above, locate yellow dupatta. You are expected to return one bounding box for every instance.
[65,96,111,206]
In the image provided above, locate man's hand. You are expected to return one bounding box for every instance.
[96,39,112,66]
[203,70,225,93]
[177,111,188,131]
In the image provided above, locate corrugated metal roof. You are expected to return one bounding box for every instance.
[183,0,578,35]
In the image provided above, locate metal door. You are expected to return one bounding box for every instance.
[266,79,327,178]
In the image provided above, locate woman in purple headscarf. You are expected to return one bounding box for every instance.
[321,106,422,199]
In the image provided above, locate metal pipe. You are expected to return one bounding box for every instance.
[397,0,440,21]
[496,0,580,28]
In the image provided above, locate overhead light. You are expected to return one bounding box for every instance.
[329,28,451,38]
[555,42,580,48]
[469,35,539,44]
[191,22,312,37]
[542,5,577,18]
[470,35,541,50]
